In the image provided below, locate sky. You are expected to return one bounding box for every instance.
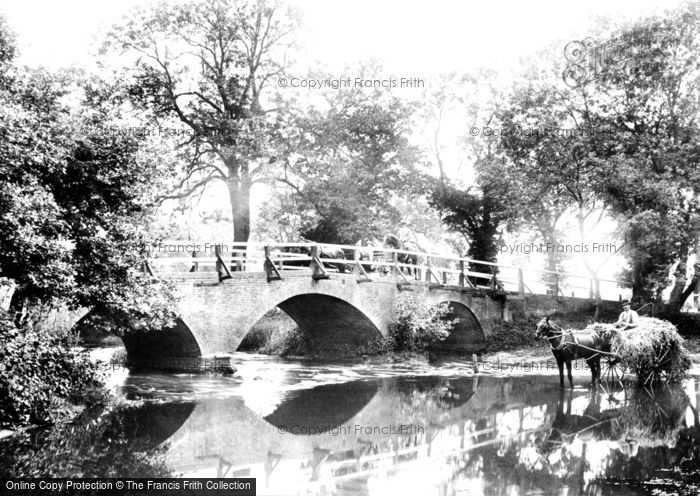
[1,0,682,73]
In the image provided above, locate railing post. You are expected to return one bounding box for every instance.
[442,267,447,285]
[264,245,281,282]
[459,260,466,288]
[191,250,199,272]
[490,266,498,291]
[392,251,398,281]
[264,245,270,276]
[215,244,232,282]
[554,274,560,297]
[233,245,243,272]
[425,256,431,283]
[311,245,329,280]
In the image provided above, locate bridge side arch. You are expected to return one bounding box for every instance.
[72,311,202,362]
[430,300,487,353]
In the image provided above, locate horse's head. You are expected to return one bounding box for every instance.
[535,317,554,339]
[383,234,401,249]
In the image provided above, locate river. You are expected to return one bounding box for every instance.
[2,351,700,495]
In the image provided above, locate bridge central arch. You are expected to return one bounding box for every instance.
[275,294,383,355]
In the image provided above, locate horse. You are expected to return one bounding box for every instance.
[544,390,619,449]
[535,317,610,388]
[273,239,349,273]
[383,234,419,278]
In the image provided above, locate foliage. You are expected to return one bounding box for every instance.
[486,317,541,351]
[0,314,101,428]
[238,308,307,355]
[0,18,178,332]
[429,184,510,275]
[489,4,700,304]
[590,317,691,385]
[388,294,455,352]
[267,77,428,244]
[610,386,689,447]
[659,311,700,336]
[0,401,172,477]
[103,0,298,242]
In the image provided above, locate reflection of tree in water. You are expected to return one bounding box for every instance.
[390,376,478,427]
[447,385,699,495]
[0,402,182,477]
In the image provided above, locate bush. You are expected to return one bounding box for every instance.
[659,311,700,336]
[0,313,102,428]
[0,401,172,477]
[486,316,541,351]
[388,294,455,352]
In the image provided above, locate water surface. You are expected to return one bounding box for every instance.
[2,353,700,495]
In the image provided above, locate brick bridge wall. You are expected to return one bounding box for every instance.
[122,270,503,362]
[47,269,619,368]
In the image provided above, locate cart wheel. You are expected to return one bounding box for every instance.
[602,354,626,383]
[642,346,672,387]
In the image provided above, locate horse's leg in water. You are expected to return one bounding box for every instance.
[556,357,565,388]
[566,360,574,388]
[593,355,601,385]
[585,357,599,387]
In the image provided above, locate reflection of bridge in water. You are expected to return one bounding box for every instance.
[132,375,565,493]
[119,373,700,495]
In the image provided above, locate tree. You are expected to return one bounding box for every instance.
[587,3,700,307]
[429,181,510,284]
[103,0,298,243]
[266,82,427,244]
[0,19,176,332]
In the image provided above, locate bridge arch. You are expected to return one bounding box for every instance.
[430,300,487,354]
[121,317,202,362]
[73,311,202,363]
[239,289,385,355]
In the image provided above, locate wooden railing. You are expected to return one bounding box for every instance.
[143,241,627,301]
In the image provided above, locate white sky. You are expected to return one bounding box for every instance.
[1,0,682,72]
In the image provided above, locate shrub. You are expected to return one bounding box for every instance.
[388,294,455,352]
[0,401,172,477]
[0,313,102,428]
[486,316,541,351]
[659,311,700,336]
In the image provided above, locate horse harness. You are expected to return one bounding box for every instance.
[544,325,618,358]
[546,327,599,358]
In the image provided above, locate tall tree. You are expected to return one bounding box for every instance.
[0,18,176,332]
[265,83,426,244]
[104,0,298,242]
[589,4,700,307]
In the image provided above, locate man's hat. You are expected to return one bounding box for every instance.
[621,299,631,306]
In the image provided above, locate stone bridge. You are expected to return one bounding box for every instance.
[44,241,625,370]
[119,269,504,367]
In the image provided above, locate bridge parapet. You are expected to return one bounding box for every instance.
[144,241,627,301]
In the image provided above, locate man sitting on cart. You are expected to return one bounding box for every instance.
[615,299,639,330]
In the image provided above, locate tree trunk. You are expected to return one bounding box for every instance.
[226,168,251,271]
[576,211,602,316]
[226,176,250,243]
[668,239,691,312]
[675,235,700,311]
